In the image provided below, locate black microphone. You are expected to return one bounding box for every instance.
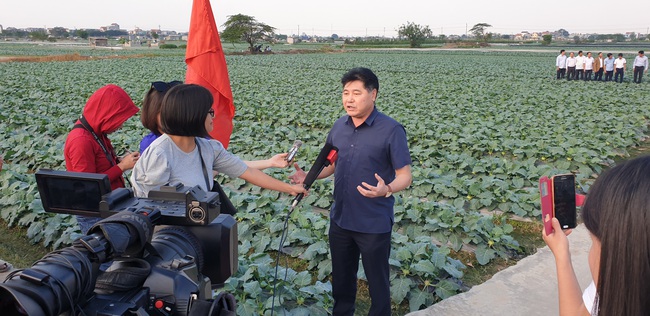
[285,140,302,164]
[292,143,338,207]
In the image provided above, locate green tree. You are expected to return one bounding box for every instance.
[49,27,68,38]
[29,31,48,41]
[221,14,276,53]
[76,29,89,39]
[542,34,552,45]
[397,21,432,48]
[469,23,492,42]
[151,32,159,40]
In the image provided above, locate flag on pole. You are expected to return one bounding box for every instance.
[185,0,235,148]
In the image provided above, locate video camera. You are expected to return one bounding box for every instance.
[0,170,238,316]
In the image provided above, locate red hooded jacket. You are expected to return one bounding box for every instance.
[64,85,139,190]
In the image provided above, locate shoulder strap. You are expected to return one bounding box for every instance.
[76,116,117,167]
[195,139,212,191]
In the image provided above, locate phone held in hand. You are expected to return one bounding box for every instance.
[539,176,554,235]
[551,173,577,230]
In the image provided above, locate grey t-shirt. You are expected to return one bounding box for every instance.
[130,134,247,197]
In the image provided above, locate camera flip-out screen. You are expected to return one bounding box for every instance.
[35,169,111,217]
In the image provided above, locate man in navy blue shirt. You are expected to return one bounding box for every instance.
[290,67,412,315]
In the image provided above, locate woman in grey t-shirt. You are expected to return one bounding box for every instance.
[131,84,305,199]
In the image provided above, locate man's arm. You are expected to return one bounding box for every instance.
[288,162,335,185]
[357,165,412,198]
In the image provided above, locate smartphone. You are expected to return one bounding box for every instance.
[539,176,554,235]
[551,173,577,230]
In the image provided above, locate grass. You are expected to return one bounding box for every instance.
[0,219,50,268]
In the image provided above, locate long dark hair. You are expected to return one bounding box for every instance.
[581,155,650,315]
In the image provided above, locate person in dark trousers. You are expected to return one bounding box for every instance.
[604,53,615,82]
[632,50,648,83]
[556,49,567,79]
[614,53,626,83]
[290,68,412,316]
[566,52,577,81]
[593,52,605,81]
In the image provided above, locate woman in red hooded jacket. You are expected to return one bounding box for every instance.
[64,84,140,233]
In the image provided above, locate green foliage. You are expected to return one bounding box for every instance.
[542,34,552,46]
[469,23,492,41]
[1,46,650,313]
[159,44,178,49]
[221,14,276,53]
[397,21,433,48]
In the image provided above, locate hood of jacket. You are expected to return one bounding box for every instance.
[80,84,139,134]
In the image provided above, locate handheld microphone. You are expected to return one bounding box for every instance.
[292,143,339,207]
[285,140,302,164]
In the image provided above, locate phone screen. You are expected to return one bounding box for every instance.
[552,174,577,229]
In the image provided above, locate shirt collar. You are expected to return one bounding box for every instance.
[346,106,379,126]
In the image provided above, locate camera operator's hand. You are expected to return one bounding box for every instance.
[118,152,140,171]
[288,163,307,184]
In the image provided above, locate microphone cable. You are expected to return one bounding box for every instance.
[269,202,299,316]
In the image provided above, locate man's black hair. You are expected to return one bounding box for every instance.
[341,67,379,93]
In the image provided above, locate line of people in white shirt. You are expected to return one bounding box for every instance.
[555,49,648,83]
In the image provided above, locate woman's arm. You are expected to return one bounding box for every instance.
[239,167,306,196]
[543,218,590,316]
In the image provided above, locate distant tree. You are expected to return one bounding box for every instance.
[614,33,625,42]
[76,29,89,39]
[573,35,581,44]
[542,34,552,45]
[438,34,447,41]
[647,34,650,41]
[469,23,492,42]
[629,32,636,41]
[501,34,511,40]
[151,32,159,40]
[29,31,48,41]
[556,28,569,37]
[397,21,432,48]
[221,14,276,53]
[49,27,68,38]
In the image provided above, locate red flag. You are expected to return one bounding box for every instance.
[185,0,235,148]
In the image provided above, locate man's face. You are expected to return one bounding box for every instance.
[578,52,583,56]
[598,53,603,58]
[587,53,592,58]
[561,51,565,56]
[570,53,574,57]
[342,80,377,121]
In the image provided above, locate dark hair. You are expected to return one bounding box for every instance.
[341,67,379,93]
[578,50,583,54]
[159,84,213,137]
[560,49,565,53]
[640,50,645,55]
[618,53,623,57]
[607,53,612,57]
[581,155,650,315]
[141,81,183,135]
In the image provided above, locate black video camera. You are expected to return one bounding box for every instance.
[0,170,238,316]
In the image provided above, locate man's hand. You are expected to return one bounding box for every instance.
[118,152,140,171]
[357,173,390,198]
[288,163,307,184]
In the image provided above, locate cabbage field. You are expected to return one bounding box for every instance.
[1,44,650,315]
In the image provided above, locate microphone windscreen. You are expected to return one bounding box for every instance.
[303,143,334,190]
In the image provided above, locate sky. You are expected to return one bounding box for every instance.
[2,0,650,38]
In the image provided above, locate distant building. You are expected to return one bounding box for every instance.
[89,37,108,47]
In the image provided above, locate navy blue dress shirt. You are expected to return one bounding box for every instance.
[326,107,411,234]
